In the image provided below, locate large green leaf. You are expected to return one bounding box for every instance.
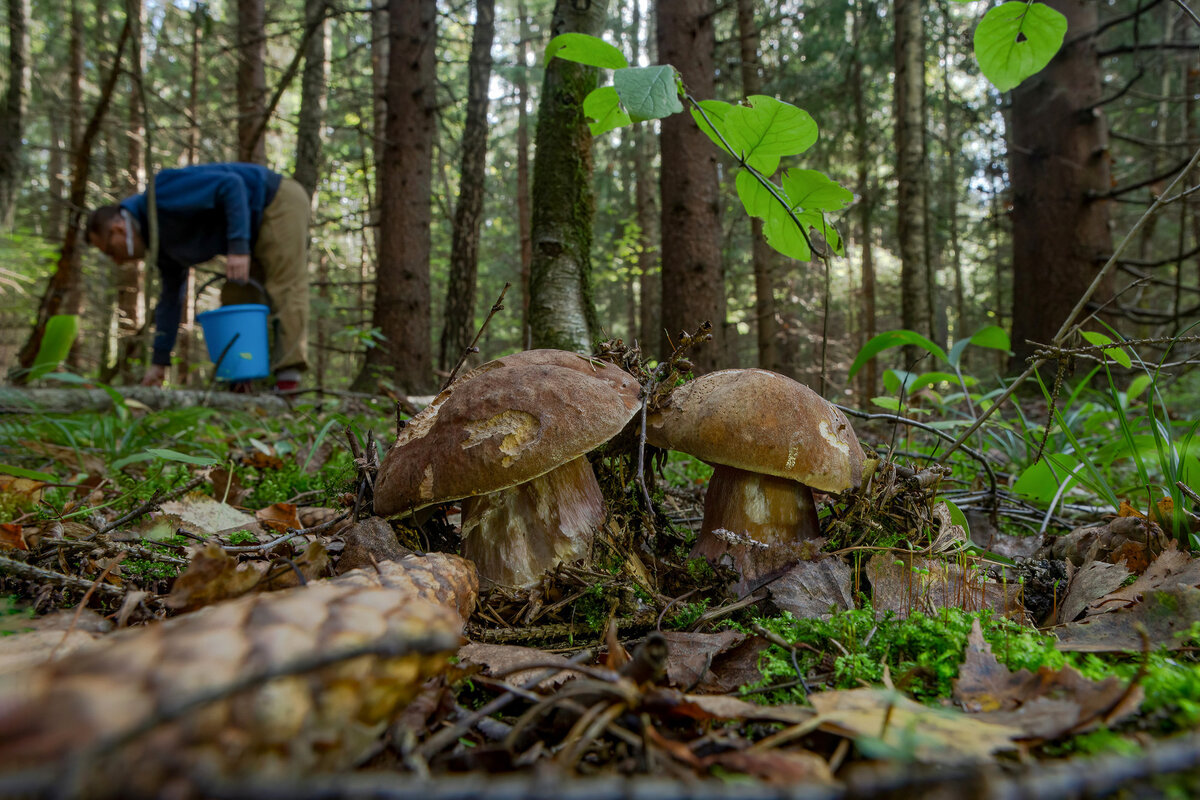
[762,204,812,261]
[613,65,682,121]
[146,448,219,466]
[969,325,1011,351]
[849,330,949,379]
[735,170,783,219]
[583,86,632,136]
[30,315,79,381]
[1014,454,1081,504]
[780,169,853,212]
[720,95,818,174]
[690,100,736,157]
[544,33,629,69]
[1080,330,1133,368]
[974,2,1067,92]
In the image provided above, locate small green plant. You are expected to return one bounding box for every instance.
[227,529,258,545]
[665,598,711,630]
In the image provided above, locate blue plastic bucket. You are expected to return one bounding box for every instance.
[196,303,271,381]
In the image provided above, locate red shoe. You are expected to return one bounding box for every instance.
[275,379,299,393]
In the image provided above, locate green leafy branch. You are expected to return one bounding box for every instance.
[967,0,1068,91]
[545,33,850,264]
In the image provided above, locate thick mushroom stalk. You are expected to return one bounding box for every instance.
[694,465,820,592]
[461,456,604,588]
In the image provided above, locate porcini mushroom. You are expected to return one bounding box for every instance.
[646,368,869,593]
[374,349,641,587]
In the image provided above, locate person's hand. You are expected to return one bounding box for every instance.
[141,363,168,387]
[226,254,250,284]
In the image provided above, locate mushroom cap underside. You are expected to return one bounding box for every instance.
[374,351,642,515]
[646,368,866,492]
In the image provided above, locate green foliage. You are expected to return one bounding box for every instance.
[29,315,79,381]
[664,598,711,630]
[227,529,259,545]
[973,2,1068,91]
[746,606,1062,704]
[547,35,850,265]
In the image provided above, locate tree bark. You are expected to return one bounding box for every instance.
[893,0,932,346]
[439,0,495,372]
[294,0,327,198]
[13,15,131,381]
[527,0,608,353]
[658,0,724,372]
[236,0,267,164]
[1008,0,1113,368]
[0,0,29,227]
[516,0,532,348]
[851,0,877,402]
[351,0,436,394]
[631,0,657,352]
[736,0,780,372]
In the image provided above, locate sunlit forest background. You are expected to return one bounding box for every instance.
[0,0,1196,399]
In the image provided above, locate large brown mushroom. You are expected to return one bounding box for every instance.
[374,349,641,587]
[646,368,870,593]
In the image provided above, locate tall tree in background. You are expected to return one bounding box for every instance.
[516,0,532,347]
[893,0,932,347]
[0,0,29,227]
[527,0,607,353]
[631,0,657,352]
[851,0,878,401]
[735,0,780,372]
[236,0,267,163]
[294,0,328,198]
[352,0,436,393]
[658,0,724,372]
[1008,0,1112,367]
[440,0,496,371]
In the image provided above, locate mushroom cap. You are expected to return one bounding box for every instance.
[646,368,866,492]
[374,350,642,516]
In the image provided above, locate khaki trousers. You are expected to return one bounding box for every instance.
[221,177,311,373]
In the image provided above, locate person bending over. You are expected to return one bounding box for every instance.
[88,162,310,392]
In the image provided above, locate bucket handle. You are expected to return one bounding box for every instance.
[195,274,273,307]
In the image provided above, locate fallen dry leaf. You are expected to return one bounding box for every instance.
[768,556,854,620]
[1038,516,1168,571]
[1084,546,1200,616]
[647,689,814,726]
[17,441,106,476]
[258,540,331,590]
[868,554,1024,620]
[953,620,1142,739]
[0,523,27,550]
[336,516,412,574]
[0,553,477,795]
[209,467,249,507]
[160,494,255,536]
[705,748,834,784]
[456,642,576,691]
[1057,559,1130,624]
[1055,586,1200,652]
[256,502,302,533]
[810,687,1019,765]
[0,474,44,505]
[165,542,268,611]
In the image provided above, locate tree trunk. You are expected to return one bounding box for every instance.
[893,0,931,346]
[658,0,724,372]
[516,0,532,349]
[736,0,780,372]
[13,15,131,381]
[370,1,387,264]
[527,0,608,353]
[1008,0,1113,368]
[186,4,201,164]
[294,0,327,198]
[631,0,657,352]
[236,0,267,164]
[0,0,29,227]
[851,0,877,402]
[351,0,436,394]
[439,0,495,372]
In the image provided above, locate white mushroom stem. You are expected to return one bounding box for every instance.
[692,464,820,593]
[460,455,604,588]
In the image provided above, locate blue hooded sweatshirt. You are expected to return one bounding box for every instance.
[120,163,282,366]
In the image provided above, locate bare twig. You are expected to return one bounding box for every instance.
[0,555,126,598]
[95,472,211,537]
[441,282,511,391]
[222,510,350,553]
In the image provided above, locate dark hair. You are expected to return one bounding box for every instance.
[86,205,123,238]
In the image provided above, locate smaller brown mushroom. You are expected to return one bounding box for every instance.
[374,349,641,588]
[646,368,870,594]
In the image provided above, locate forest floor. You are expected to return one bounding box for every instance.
[1,371,1199,799]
